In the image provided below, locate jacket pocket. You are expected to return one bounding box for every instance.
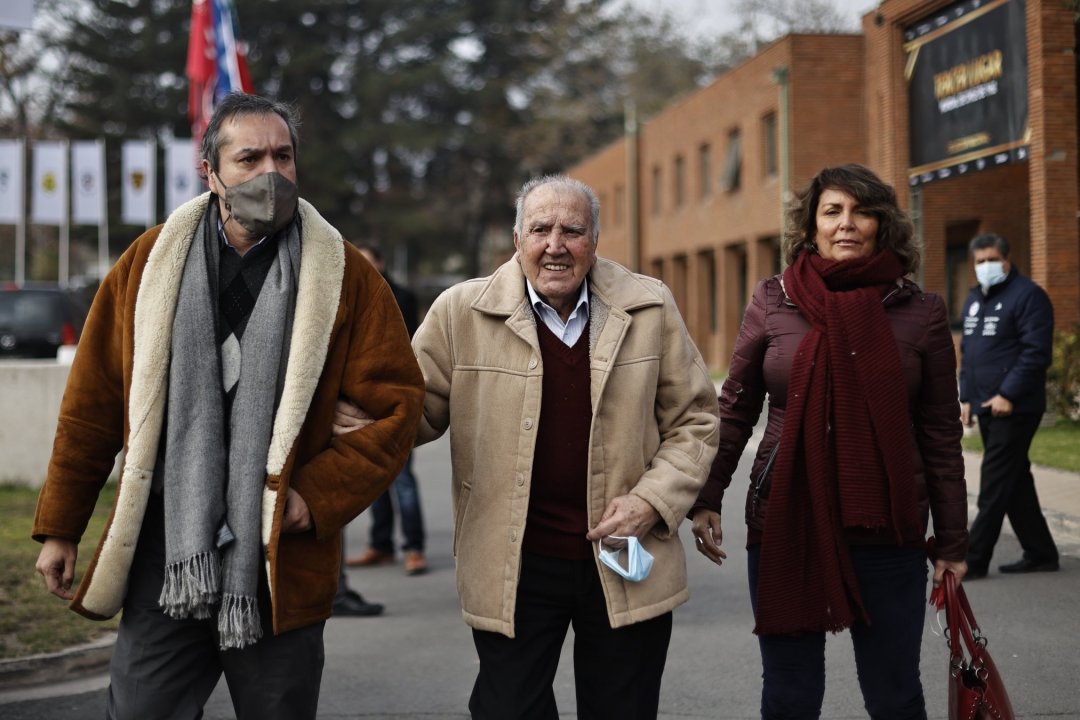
[452,480,473,558]
[750,441,780,514]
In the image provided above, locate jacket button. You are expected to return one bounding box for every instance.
[523,419,533,430]
[510,530,518,542]
[529,358,538,369]
[516,472,525,486]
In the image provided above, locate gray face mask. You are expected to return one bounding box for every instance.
[216,171,298,237]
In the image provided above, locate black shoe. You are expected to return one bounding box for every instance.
[332,590,385,617]
[998,557,1059,574]
[965,567,988,580]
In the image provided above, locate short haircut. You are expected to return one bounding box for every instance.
[200,92,300,175]
[514,175,600,244]
[969,233,1010,257]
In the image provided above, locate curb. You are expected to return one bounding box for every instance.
[0,632,114,693]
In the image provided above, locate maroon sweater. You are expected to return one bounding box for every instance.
[523,320,593,560]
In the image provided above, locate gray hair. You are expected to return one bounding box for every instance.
[514,175,600,244]
[200,92,301,175]
[969,233,1010,257]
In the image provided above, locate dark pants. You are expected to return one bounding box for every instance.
[748,544,929,720]
[966,412,1058,571]
[469,552,672,720]
[107,496,325,720]
[369,453,426,553]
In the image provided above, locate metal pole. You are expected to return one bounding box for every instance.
[15,139,26,286]
[772,65,791,267]
[97,138,109,281]
[624,99,640,272]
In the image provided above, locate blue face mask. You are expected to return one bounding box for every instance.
[975,260,1007,293]
[597,536,654,582]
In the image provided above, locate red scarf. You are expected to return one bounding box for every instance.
[754,250,922,636]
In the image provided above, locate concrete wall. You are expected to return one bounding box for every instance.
[0,362,70,488]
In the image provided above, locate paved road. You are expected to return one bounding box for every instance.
[4,432,1079,718]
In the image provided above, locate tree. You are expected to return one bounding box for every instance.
[12,0,730,278]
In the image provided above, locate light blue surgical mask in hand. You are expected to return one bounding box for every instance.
[597,536,654,582]
[975,260,1007,293]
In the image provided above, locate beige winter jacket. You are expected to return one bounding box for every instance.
[413,256,719,637]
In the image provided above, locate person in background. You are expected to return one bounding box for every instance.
[960,232,1058,578]
[692,163,968,719]
[32,92,423,719]
[345,243,428,576]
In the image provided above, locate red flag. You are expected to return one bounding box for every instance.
[186,0,254,149]
[186,0,214,148]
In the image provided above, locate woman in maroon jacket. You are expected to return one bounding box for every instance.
[691,164,968,718]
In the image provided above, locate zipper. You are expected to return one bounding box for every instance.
[751,441,781,513]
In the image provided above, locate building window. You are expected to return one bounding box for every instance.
[699,143,711,199]
[614,184,625,227]
[651,165,662,215]
[674,154,685,208]
[720,129,742,193]
[763,113,778,178]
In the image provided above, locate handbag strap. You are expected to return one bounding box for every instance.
[943,571,988,671]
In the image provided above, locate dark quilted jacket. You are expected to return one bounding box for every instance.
[693,275,969,561]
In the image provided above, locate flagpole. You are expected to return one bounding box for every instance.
[147,139,157,232]
[15,138,26,287]
[59,139,70,288]
[97,138,109,281]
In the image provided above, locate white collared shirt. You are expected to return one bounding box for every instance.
[526,278,590,347]
[218,219,268,253]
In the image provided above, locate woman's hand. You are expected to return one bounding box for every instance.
[933,557,967,587]
[691,509,727,566]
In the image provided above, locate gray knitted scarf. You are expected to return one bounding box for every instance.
[159,203,299,649]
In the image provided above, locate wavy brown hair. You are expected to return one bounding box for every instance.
[783,164,920,275]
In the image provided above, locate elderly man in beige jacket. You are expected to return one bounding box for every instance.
[417,175,720,719]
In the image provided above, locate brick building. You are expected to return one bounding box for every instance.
[567,0,1079,372]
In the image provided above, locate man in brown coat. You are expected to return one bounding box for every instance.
[32,93,423,719]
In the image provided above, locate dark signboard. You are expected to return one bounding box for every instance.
[905,0,1028,187]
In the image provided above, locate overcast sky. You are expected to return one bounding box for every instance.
[622,0,879,38]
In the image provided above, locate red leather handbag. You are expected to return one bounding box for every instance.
[929,571,1015,720]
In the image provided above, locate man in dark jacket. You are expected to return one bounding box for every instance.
[960,233,1058,578]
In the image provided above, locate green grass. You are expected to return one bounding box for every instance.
[0,483,120,659]
[961,418,1080,473]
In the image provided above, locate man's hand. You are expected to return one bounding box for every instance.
[586,495,660,542]
[36,538,78,600]
[282,487,313,533]
[690,509,728,566]
[981,394,1013,417]
[332,398,375,436]
[960,402,972,427]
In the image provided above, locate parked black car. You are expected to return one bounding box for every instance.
[0,285,90,359]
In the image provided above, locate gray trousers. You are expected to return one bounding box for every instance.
[106,495,325,720]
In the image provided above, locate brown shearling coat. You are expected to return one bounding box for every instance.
[32,193,424,634]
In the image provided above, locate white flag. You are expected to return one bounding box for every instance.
[31,142,68,225]
[0,139,24,224]
[72,141,106,225]
[165,139,200,214]
[0,0,34,32]
[122,140,156,226]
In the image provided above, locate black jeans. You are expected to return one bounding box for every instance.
[469,552,672,720]
[748,544,929,720]
[966,412,1058,571]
